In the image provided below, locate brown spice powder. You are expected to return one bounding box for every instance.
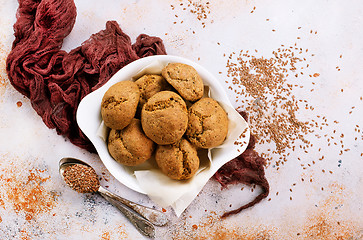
[63,164,100,193]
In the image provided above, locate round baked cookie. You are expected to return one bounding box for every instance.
[155,138,199,180]
[135,74,172,108]
[141,91,188,145]
[101,81,140,130]
[108,119,155,166]
[161,63,204,101]
[186,97,228,149]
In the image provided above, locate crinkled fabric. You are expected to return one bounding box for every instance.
[7,0,268,216]
[6,0,167,152]
[214,111,270,218]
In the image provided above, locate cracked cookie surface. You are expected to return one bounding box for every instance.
[101,81,140,130]
[186,97,228,148]
[135,74,172,109]
[108,119,154,166]
[162,63,204,101]
[141,91,188,145]
[155,138,199,180]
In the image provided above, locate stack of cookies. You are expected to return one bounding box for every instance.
[101,63,228,180]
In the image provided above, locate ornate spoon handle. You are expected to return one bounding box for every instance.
[98,187,155,238]
[98,186,168,226]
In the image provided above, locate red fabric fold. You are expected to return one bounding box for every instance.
[7,0,167,152]
[214,111,270,218]
[7,0,268,217]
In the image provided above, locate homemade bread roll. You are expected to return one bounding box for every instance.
[135,74,172,108]
[108,119,154,166]
[186,97,228,148]
[162,63,204,102]
[101,81,140,130]
[141,91,188,145]
[155,138,199,180]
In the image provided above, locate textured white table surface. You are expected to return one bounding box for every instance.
[0,0,362,239]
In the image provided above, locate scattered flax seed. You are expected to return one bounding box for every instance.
[225,46,325,167]
[224,42,360,183]
[313,73,320,77]
[171,0,211,27]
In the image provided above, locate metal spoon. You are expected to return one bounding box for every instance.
[59,157,168,237]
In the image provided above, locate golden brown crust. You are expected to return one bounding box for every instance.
[135,74,172,109]
[108,119,155,166]
[186,98,228,148]
[141,91,188,145]
[162,63,204,101]
[155,138,199,180]
[101,81,140,130]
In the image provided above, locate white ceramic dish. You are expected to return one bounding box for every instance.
[77,55,250,195]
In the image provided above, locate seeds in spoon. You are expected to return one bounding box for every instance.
[63,164,100,193]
